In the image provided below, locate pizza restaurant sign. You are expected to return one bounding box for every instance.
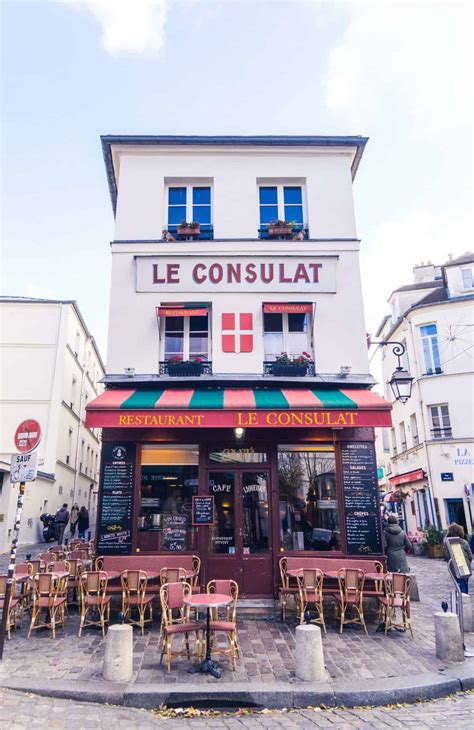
[136,255,337,293]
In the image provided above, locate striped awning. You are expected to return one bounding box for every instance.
[85,388,392,429]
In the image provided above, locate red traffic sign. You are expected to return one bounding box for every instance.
[14,419,42,453]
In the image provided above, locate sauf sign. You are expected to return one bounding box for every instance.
[136,254,337,293]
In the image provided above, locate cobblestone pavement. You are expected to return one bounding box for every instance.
[0,546,466,685]
[0,688,473,728]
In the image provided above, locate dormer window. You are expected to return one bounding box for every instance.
[461,268,473,290]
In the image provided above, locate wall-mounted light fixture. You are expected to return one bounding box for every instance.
[339,366,351,378]
[370,340,414,404]
[124,367,135,378]
[234,427,245,439]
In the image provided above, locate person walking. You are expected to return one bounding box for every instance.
[55,503,70,545]
[443,523,472,594]
[69,503,80,537]
[384,513,412,573]
[77,506,89,539]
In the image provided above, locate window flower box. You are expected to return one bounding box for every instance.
[167,357,203,377]
[177,222,201,238]
[271,352,312,377]
[267,220,292,238]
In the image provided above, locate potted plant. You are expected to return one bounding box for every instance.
[177,221,201,238]
[424,525,445,558]
[267,220,293,238]
[167,355,204,377]
[271,352,312,377]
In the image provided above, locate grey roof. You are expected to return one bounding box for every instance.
[392,280,443,294]
[101,134,369,215]
[0,297,106,372]
[442,251,474,268]
[416,287,449,307]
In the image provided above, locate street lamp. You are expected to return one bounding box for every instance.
[372,340,414,404]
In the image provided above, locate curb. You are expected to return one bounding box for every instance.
[1,660,473,710]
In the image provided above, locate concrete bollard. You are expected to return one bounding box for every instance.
[295,624,326,681]
[103,624,133,682]
[434,611,464,662]
[409,575,420,602]
[461,594,473,633]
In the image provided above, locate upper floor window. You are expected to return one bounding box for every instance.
[429,404,452,439]
[399,422,407,451]
[259,184,306,238]
[419,324,442,375]
[461,268,473,289]
[263,311,312,361]
[167,185,212,239]
[163,314,209,361]
[410,413,419,446]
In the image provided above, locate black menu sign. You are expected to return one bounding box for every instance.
[192,496,215,525]
[162,513,187,551]
[97,443,136,555]
[341,442,382,555]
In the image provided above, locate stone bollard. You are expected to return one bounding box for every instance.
[434,611,464,662]
[409,575,420,602]
[295,624,326,681]
[462,594,473,633]
[103,624,133,682]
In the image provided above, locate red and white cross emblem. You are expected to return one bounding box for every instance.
[222,313,253,353]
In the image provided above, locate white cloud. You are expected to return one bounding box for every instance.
[60,0,169,56]
[323,1,472,137]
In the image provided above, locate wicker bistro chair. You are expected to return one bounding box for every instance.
[69,549,89,562]
[296,569,326,633]
[27,573,67,639]
[0,576,21,638]
[378,573,413,638]
[66,559,83,606]
[278,557,300,621]
[159,581,202,673]
[121,570,154,635]
[79,571,111,637]
[159,567,187,585]
[206,579,240,671]
[190,555,201,593]
[334,568,368,635]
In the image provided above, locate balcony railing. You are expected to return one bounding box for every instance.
[431,427,453,439]
[258,225,309,241]
[159,360,213,377]
[423,367,443,376]
[166,225,214,241]
[263,360,315,377]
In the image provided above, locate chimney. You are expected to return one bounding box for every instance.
[413,261,436,283]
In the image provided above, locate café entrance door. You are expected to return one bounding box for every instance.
[206,468,273,596]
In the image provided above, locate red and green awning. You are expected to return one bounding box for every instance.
[85,388,391,429]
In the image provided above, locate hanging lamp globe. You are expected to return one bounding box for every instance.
[389,367,414,404]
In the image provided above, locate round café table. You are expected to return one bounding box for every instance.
[184,593,232,679]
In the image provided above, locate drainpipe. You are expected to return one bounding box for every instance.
[72,335,91,505]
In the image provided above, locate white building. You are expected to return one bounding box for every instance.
[375,253,474,535]
[85,135,393,597]
[0,297,105,551]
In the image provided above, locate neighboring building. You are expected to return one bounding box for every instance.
[0,297,105,551]
[85,135,393,598]
[375,254,474,535]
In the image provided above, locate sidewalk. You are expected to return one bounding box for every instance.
[0,551,472,708]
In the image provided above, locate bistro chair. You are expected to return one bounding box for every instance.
[159,567,187,585]
[378,573,413,638]
[278,557,299,621]
[206,579,240,671]
[159,581,202,673]
[0,576,21,639]
[66,559,83,606]
[334,568,367,635]
[27,573,67,639]
[13,563,32,620]
[79,571,111,638]
[190,556,201,593]
[296,569,326,634]
[37,552,56,563]
[47,548,66,561]
[121,570,154,635]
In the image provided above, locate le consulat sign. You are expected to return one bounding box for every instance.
[135,254,337,293]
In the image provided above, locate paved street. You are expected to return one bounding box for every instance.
[0,688,473,728]
[0,549,463,685]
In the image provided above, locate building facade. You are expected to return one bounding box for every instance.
[86,135,392,597]
[0,297,105,551]
[375,254,474,536]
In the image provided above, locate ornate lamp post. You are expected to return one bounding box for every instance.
[372,340,414,404]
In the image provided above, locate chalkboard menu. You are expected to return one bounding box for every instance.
[341,442,382,555]
[97,443,136,555]
[192,496,215,525]
[162,513,187,551]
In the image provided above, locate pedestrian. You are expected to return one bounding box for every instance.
[443,523,472,594]
[77,506,89,539]
[69,503,80,537]
[384,513,412,573]
[55,503,69,545]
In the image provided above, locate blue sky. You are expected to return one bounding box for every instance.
[1,0,472,360]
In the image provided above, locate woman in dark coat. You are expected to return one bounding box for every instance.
[384,513,412,573]
[77,506,89,539]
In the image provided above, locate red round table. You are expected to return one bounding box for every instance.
[184,593,232,679]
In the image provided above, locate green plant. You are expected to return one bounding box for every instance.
[274,352,313,366]
[425,525,444,545]
[178,221,200,229]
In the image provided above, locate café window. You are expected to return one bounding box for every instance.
[208,447,267,464]
[163,314,209,361]
[139,445,198,551]
[277,446,340,552]
[263,311,312,361]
